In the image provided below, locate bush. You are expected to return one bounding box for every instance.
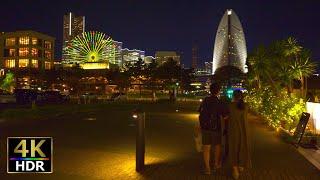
[245,87,305,132]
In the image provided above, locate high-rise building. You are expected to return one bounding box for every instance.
[62,12,85,61]
[0,31,55,70]
[212,9,247,74]
[192,44,199,69]
[144,56,155,64]
[112,40,123,66]
[155,51,180,65]
[121,48,145,66]
[204,61,212,74]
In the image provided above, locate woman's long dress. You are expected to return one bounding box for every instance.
[228,103,252,168]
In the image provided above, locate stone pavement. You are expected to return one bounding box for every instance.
[0,104,319,179]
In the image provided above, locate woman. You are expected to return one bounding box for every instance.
[228,90,251,179]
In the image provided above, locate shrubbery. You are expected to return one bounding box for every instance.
[245,88,305,132]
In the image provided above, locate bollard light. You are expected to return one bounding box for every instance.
[199,99,203,102]
[132,108,145,172]
[132,114,138,119]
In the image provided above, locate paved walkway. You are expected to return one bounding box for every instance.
[0,106,319,179]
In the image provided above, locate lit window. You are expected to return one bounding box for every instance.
[5,59,15,68]
[44,41,52,49]
[9,49,16,57]
[19,48,29,56]
[45,61,51,70]
[5,38,15,46]
[45,51,52,59]
[19,36,30,45]
[19,59,29,68]
[31,37,38,45]
[31,48,38,57]
[31,59,38,68]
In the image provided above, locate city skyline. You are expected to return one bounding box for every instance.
[0,0,319,69]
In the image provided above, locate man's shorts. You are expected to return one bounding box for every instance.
[202,130,221,146]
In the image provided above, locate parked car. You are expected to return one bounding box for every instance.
[14,89,38,104]
[0,90,16,103]
[43,90,67,103]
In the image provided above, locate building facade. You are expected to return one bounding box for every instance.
[204,61,212,74]
[155,51,180,65]
[121,48,145,66]
[212,9,247,74]
[144,56,155,64]
[112,40,123,66]
[0,31,55,70]
[62,12,85,62]
[192,44,199,69]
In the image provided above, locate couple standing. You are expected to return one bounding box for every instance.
[198,83,251,179]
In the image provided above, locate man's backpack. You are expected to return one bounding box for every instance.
[199,97,220,131]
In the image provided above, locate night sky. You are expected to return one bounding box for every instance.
[1,0,319,70]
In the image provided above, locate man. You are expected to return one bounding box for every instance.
[198,83,226,174]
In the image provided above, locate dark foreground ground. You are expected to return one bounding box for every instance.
[0,102,319,179]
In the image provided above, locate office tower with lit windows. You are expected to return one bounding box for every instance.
[212,9,247,74]
[121,48,145,66]
[0,30,55,70]
[192,44,199,69]
[204,61,213,74]
[155,51,180,65]
[112,40,123,66]
[62,12,85,62]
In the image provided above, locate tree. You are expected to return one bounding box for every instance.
[247,37,317,98]
[156,58,182,99]
[213,65,245,86]
[145,59,159,99]
[127,58,146,96]
[290,50,317,97]
[107,69,131,93]
[1,72,15,92]
[180,68,194,92]
[247,46,277,91]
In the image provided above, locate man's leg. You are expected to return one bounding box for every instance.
[214,144,222,168]
[203,145,211,171]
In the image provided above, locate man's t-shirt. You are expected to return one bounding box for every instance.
[199,96,228,132]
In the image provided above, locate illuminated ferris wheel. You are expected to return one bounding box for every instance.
[66,31,115,69]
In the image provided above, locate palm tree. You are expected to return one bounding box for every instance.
[283,37,302,58]
[290,50,317,97]
[272,37,302,94]
[247,46,277,91]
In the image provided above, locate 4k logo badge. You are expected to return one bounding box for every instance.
[7,137,53,173]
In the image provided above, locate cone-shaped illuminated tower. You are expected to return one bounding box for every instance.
[212,9,247,74]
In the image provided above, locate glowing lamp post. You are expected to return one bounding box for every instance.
[306,102,320,134]
[132,108,145,172]
[226,88,234,100]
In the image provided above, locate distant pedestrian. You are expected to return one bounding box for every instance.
[198,83,227,175]
[228,90,251,179]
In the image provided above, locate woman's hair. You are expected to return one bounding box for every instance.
[233,90,245,110]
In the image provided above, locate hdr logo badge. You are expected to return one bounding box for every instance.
[7,137,53,173]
